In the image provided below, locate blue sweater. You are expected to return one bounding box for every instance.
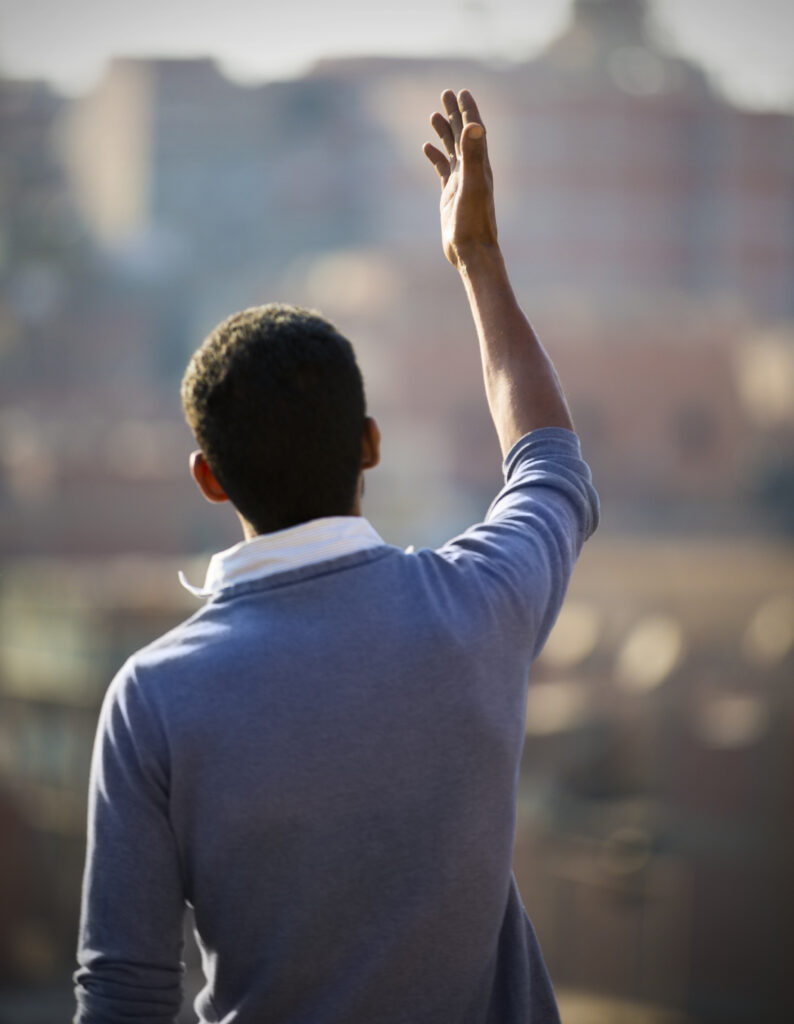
[74,427,599,1024]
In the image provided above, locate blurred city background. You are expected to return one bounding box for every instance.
[0,0,792,1021]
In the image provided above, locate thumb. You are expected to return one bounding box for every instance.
[460,123,486,170]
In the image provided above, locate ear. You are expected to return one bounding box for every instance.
[361,416,381,470]
[190,450,229,504]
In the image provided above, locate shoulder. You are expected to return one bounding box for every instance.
[408,427,598,655]
[129,597,230,673]
[102,602,218,721]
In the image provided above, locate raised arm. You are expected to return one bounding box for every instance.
[423,89,574,456]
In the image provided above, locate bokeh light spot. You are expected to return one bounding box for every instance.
[693,693,770,749]
[742,595,794,667]
[526,681,591,736]
[617,615,684,691]
[541,601,601,669]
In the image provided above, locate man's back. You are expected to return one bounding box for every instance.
[75,429,597,1023]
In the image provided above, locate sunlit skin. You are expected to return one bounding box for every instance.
[423,89,498,268]
[424,89,574,456]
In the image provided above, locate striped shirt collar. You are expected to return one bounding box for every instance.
[179,516,386,598]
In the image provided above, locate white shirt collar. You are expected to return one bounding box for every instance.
[179,516,386,598]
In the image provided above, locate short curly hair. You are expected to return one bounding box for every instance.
[181,303,366,534]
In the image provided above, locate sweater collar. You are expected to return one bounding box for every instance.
[179,516,386,598]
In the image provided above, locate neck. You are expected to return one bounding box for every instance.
[236,505,363,543]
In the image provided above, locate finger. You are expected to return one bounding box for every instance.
[458,89,484,130]
[459,92,493,180]
[441,89,463,152]
[460,122,487,180]
[423,142,450,186]
[430,111,456,160]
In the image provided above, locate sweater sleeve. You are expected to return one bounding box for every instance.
[435,426,599,659]
[73,662,185,1024]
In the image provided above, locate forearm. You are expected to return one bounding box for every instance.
[457,242,574,456]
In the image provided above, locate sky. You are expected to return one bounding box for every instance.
[0,0,793,111]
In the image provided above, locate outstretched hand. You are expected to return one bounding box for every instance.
[423,89,497,268]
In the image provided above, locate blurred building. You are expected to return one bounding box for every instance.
[501,0,794,321]
[0,0,789,560]
[0,558,199,988]
[515,536,794,1022]
[59,57,386,277]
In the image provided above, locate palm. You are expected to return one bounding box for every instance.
[423,90,497,267]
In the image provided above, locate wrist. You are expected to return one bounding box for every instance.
[454,241,504,278]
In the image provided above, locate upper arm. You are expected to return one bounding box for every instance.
[74,664,185,1024]
[436,428,599,659]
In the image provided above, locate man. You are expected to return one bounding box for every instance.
[74,89,598,1023]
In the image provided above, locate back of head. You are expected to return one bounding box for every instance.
[181,303,366,534]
